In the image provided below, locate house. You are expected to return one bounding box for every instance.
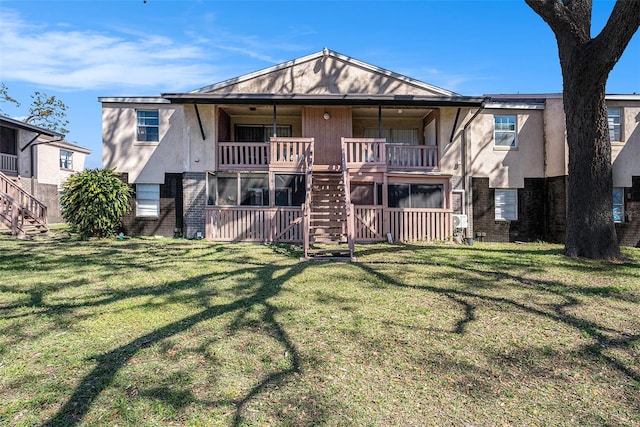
[0,115,91,235]
[99,48,640,256]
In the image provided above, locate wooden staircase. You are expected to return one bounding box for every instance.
[0,171,49,238]
[302,138,356,261]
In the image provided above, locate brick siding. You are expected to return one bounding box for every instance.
[183,172,206,239]
[120,173,183,237]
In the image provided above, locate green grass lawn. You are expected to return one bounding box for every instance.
[1,229,639,426]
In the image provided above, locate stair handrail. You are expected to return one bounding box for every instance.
[340,138,355,259]
[302,138,314,258]
[0,171,48,226]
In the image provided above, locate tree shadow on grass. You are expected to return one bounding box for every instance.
[39,259,316,427]
[352,260,640,386]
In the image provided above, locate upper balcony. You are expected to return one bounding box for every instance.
[216,137,439,172]
[0,153,18,175]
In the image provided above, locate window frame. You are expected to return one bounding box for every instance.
[607,107,623,143]
[59,149,73,170]
[613,187,624,223]
[494,115,517,149]
[136,110,160,143]
[234,124,292,142]
[135,184,160,217]
[494,189,518,221]
[387,183,444,209]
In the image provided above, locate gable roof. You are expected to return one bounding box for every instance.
[192,48,460,97]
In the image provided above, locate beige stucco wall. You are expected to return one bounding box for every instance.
[610,102,640,188]
[182,104,217,173]
[35,142,88,187]
[468,109,545,188]
[543,98,568,178]
[207,56,446,96]
[102,103,185,184]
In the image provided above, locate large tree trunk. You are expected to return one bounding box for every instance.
[525,0,640,260]
[560,44,620,259]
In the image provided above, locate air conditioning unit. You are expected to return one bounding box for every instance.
[452,214,468,229]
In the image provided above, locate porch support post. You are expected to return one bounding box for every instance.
[378,105,382,138]
[273,104,277,137]
[193,104,206,140]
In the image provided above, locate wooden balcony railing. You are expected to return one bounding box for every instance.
[0,153,18,174]
[217,138,313,171]
[269,137,313,169]
[343,138,386,169]
[386,144,438,170]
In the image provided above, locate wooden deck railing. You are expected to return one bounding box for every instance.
[217,138,313,171]
[386,144,439,170]
[206,205,452,244]
[206,206,303,242]
[0,153,18,174]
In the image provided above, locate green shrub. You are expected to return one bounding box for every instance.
[60,169,133,239]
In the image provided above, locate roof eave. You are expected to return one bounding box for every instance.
[161,93,487,107]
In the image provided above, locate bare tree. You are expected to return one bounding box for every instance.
[525,0,640,260]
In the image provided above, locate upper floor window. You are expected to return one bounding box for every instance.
[613,188,624,223]
[607,108,622,142]
[494,115,517,148]
[234,125,291,142]
[59,149,73,170]
[495,189,518,221]
[364,128,419,145]
[137,110,159,142]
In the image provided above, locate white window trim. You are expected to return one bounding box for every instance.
[494,115,517,149]
[59,149,73,170]
[136,110,160,144]
[136,184,160,217]
[607,107,623,143]
[495,189,518,221]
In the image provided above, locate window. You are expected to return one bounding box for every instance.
[494,115,517,148]
[235,125,292,142]
[240,174,269,206]
[275,174,305,207]
[213,173,269,206]
[607,108,622,142]
[137,110,159,142]
[613,188,624,223]
[136,184,160,217]
[364,128,419,145]
[351,183,375,205]
[495,189,518,221]
[388,184,443,208]
[59,149,73,169]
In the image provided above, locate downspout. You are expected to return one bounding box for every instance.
[457,100,488,238]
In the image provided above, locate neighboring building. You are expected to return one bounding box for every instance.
[1,115,91,235]
[99,48,640,255]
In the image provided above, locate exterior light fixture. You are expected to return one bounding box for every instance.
[323,112,330,120]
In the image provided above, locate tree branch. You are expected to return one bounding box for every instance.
[592,0,640,69]
[525,0,591,42]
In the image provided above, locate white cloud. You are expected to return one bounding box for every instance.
[0,10,220,91]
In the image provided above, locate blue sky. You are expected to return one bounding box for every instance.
[1,0,639,169]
